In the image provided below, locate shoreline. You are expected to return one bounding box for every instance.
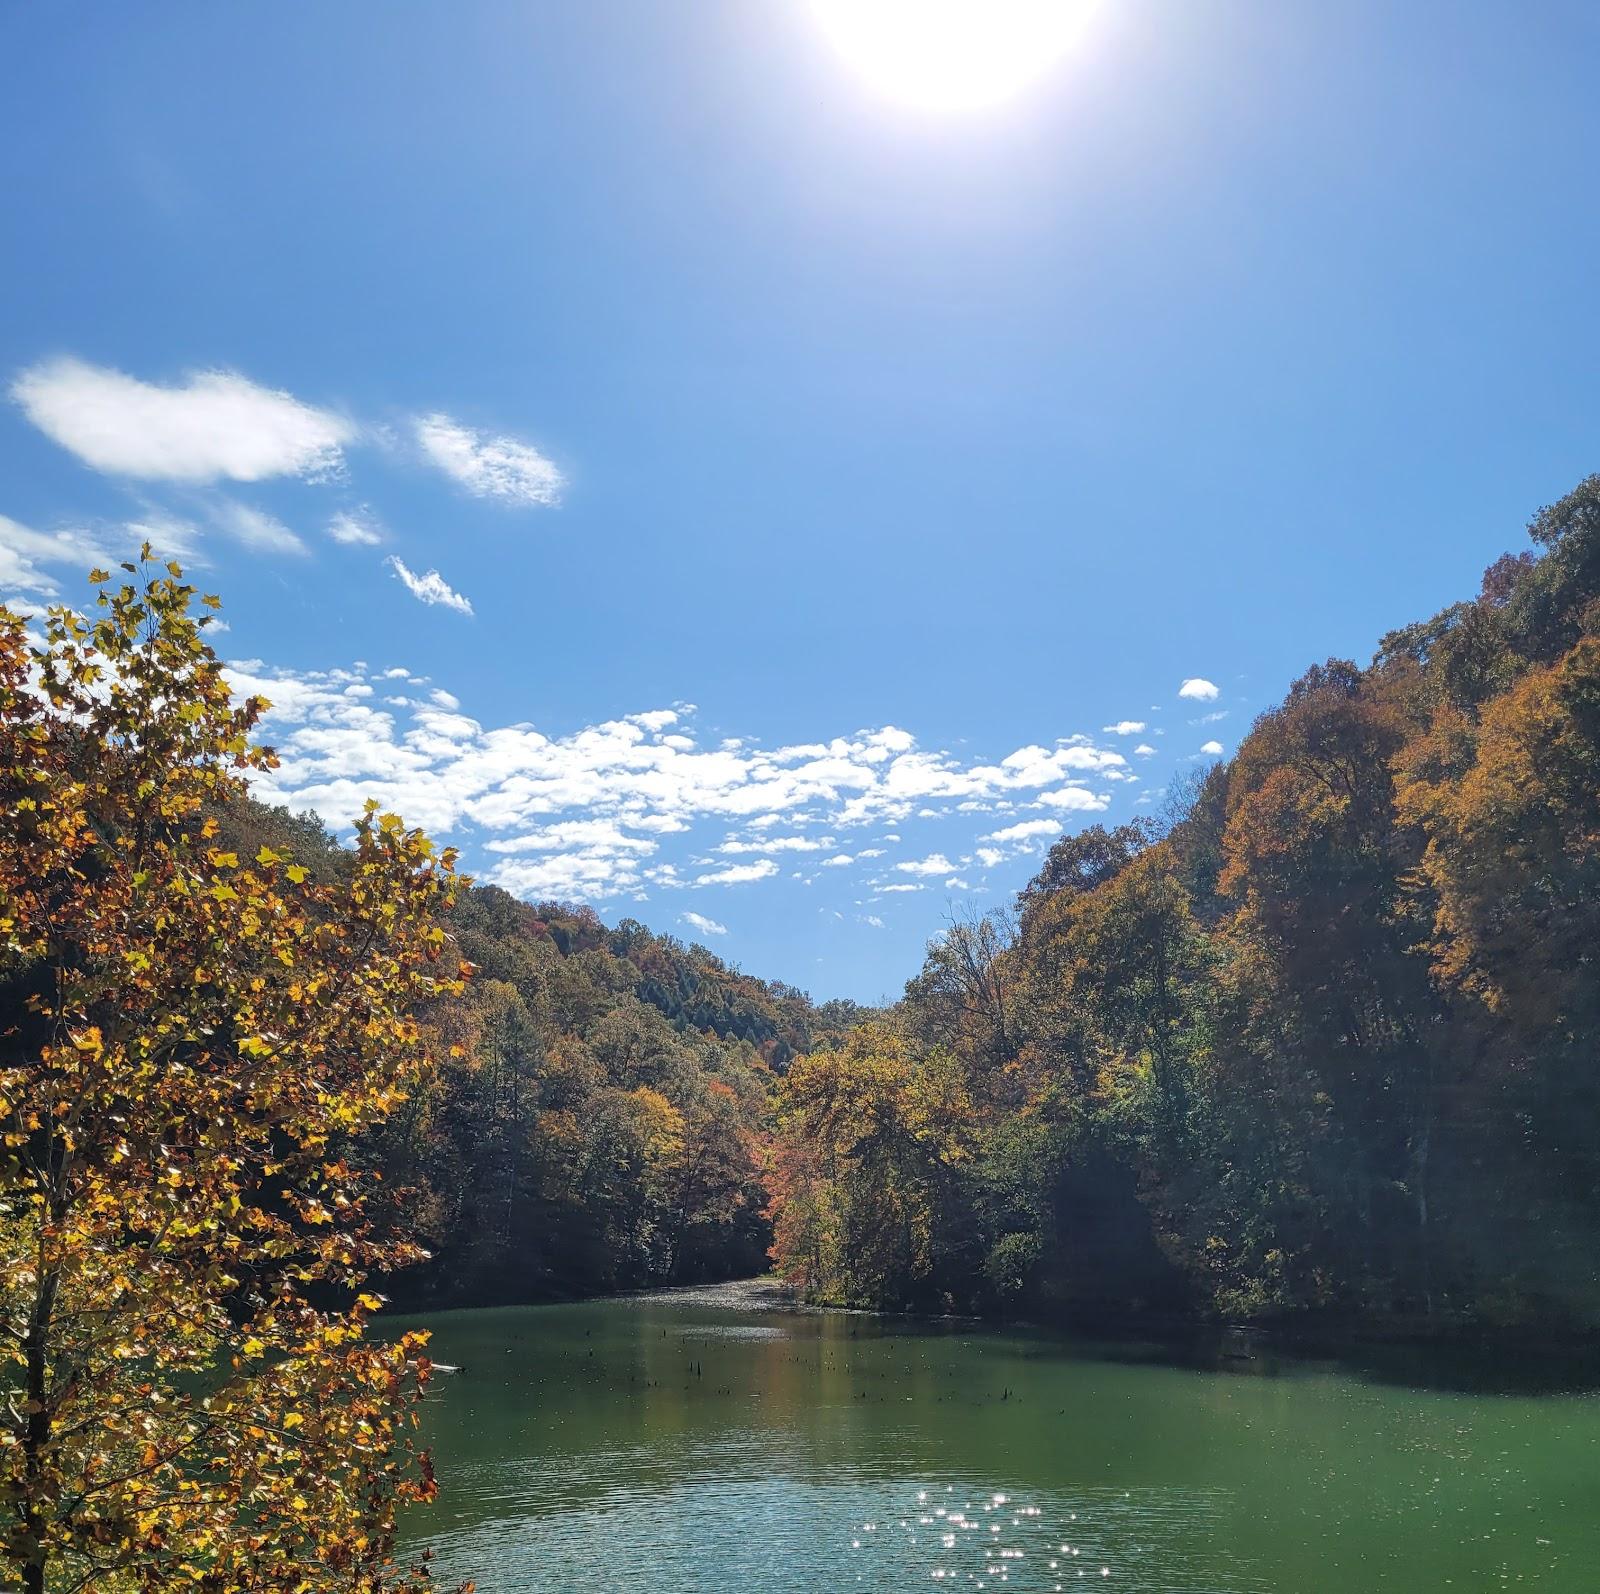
[394,1273,1600,1391]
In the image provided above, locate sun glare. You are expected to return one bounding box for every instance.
[809,0,1099,113]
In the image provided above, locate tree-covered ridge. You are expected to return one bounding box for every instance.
[385,888,865,1303]
[209,804,871,1307]
[768,476,1600,1334]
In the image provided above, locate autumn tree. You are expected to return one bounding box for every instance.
[0,560,464,1593]
[768,1026,974,1309]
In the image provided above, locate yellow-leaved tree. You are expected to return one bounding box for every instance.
[0,557,467,1593]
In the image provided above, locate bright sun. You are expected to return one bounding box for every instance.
[809,0,1099,113]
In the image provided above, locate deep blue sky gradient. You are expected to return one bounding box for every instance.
[3,2,1597,998]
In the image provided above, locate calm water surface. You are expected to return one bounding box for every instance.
[401,1282,1600,1591]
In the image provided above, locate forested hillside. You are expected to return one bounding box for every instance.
[214,797,867,1305]
[768,477,1600,1335]
[100,473,1600,1337]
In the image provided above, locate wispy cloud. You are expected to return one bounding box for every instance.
[213,499,307,556]
[414,413,564,507]
[1103,720,1146,735]
[12,357,353,483]
[327,508,384,546]
[0,511,201,597]
[386,556,473,616]
[0,514,109,596]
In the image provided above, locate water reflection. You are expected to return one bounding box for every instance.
[401,1284,1600,1591]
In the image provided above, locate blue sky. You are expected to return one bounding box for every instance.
[3,1,1598,1002]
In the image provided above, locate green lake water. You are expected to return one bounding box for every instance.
[402,1281,1600,1591]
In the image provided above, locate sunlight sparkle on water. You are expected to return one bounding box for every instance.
[847,1485,1120,1587]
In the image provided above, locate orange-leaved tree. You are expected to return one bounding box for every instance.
[0,557,467,1593]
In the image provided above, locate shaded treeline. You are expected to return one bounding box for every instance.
[767,478,1600,1335]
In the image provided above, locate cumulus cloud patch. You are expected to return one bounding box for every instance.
[894,852,956,877]
[1179,677,1220,701]
[217,661,1137,906]
[12,357,353,483]
[1034,786,1110,811]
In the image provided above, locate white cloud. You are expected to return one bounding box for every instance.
[717,834,835,854]
[680,910,728,938]
[981,819,1059,845]
[328,508,384,546]
[12,357,352,482]
[878,883,923,894]
[1133,743,1157,757]
[483,819,653,856]
[1179,677,1220,701]
[216,665,1142,907]
[414,413,564,507]
[694,859,778,887]
[1103,720,1146,735]
[1200,739,1225,756]
[491,850,643,900]
[1034,786,1109,811]
[895,853,955,877]
[386,556,473,616]
[860,914,885,929]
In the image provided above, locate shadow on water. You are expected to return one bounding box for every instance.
[597,1275,1600,1396]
